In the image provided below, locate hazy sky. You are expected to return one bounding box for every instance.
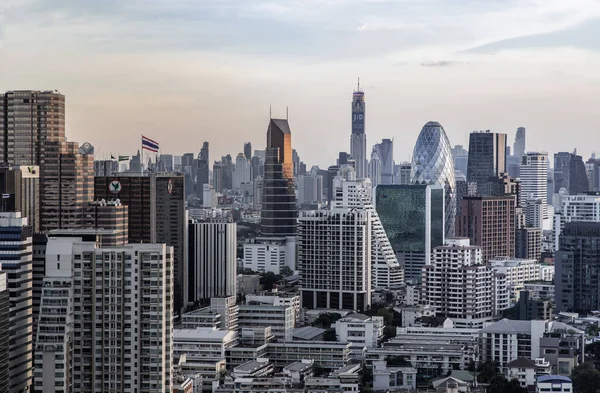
[2,0,600,167]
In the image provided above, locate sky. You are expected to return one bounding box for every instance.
[2,0,600,167]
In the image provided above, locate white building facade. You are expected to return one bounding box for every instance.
[335,314,384,348]
[520,152,549,220]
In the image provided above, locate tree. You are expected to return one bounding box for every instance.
[313,362,326,377]
[280,266,293,277]
[259,272,282,291]
[477,361,500,383]
[323,329,337,341]
[487,375,527,393]
[572,362,600,393]
[586,342,600,369]
[312,312,342,329]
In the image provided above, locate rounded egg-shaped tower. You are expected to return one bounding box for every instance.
[410,121,456,237]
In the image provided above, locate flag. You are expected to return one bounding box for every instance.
[2,194,10,199]
[142,135,159,153]
[111,154,115,160]
[118,155,130,162]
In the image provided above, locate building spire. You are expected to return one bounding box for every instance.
[357,77,360,91]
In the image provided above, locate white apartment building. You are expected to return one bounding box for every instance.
[238,304,294,342]
[246,292,301,327]
[554,193,600,249]
[0,213,33,393]
[233,153,251,191]
[332,177,403,290]
[334,313,384,348]
[421,238,507,329]
[267,341,352,371]
[520,152,549,220]
[242,237,296,274]
[490,258,548,303]
[34,235,174,393]
[173,328,238,363]
[299,208,372,312]
[479,319,546,373]
[536,376,573,393]
[523,281,555,301]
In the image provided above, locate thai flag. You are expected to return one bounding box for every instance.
[142,135,159,153]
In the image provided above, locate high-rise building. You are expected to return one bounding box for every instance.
[297,174,323,206]
[422,238,507,328]
[213,161,224,192]
[455,195,517,263]
[94,173,188,314]
[372,139,394,185]
[197,142,209,199]
[375,184,444,281]
[326,165,339,203]
[516,227,542,261]
[520,152,549,220]
[80,199,129,246]
[333,177,403,290]
[350,82,367,179]
[0,213,33,392]
[0,164,39,232]
[34,233,173,393]
[221,154,233,190]
[0,90,65,165]
[555,222,600,313]
[0,269,8,392]
[395,162,412,185]
[466,131,507,195]
[368,151,381,188]
[452,145,469,176]
[158,153,173,172]
[244,142,252,160]
[94,159,119,177]
[251,150,265,180]
[261,119,297,237]
[40,140,94,231]
[233,152,251,191]
[188,219,237,306]
[299,208,371,312]
[514,127,526,159]
[554,152,589,195]
[411,121,456,237]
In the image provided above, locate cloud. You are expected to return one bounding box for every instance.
[420,60,460,67]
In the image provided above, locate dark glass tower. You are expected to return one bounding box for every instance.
[261,119,297,237]
[244,142,252,160]
[197,141,209,199]
[466,131,507,195]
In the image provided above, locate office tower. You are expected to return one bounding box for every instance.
[188,219,237,306]
[244,142,252,160]
[0,213,33,392]
[395,162,412,185]
[454,170,467,218]
[338,152,350,166]
[372,139,394,185]
[516,227,542,261]
[514,127,526,158]
[455,195,516,263]
[0,269,8,392]
[520,152,549,220]
[94,173,187,314]
[421,238,505,328]
[158,154,173,172]
[221,154,233,190]
[261,119,297,237]
[334,177,402,289]
[466,131,507,195]
[555,222,600,313]
[81,199,129,245]
[0,90,65,165]
[253,176,263,210]
[375,184,444,281]
[452,145,469,176]
[299,208,371,311]
[297,174,323,206]
[129,150,142,172]
[411,121,456,237]
[233,152,251,191]
[525,197,544,229]
[213,161,224,192]
[350,82,367,179]
[554,152,572,193]
[0,164,39,232]
[197,142,209,199]
[35,233,173,393]
[326,165,339,203]
[94,159,119,177]
[292,149,300,177]
[368,152,381,188]
[251,151,265,180]
[555,153,589,194]
[40,140,94,231]
[182,152,196,196]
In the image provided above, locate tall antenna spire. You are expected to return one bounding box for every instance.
[269,105,272,119]
[286,106,289,120]
[357,77,360,91]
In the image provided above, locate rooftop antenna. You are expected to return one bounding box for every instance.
[269,105,272,119]
[286,106,289,120]
[357,77,360,91]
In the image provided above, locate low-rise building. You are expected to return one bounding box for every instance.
[237,274,261,296]
[175,353,225,393]
[304,364,361,393]
[536,375,572,393]
[243,237,295,274]
[181,296,239,331]
[232,358,274,378]
[238,304,294,342]
[246,291,301,327]
[395,305,437,327]
[267,341,352,371]
[372,360,417,391]
[334,313,384,348]
[506,358,536,390]
[173,328,239,363]
[523,281,555,301]
[283,360,313,383]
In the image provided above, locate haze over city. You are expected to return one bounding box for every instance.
[3,0,600,165]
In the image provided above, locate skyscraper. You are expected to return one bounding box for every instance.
[554,152,589,194]
[555,222,600,313]
[372,139,394,185]
[0,212,33,392]
[0,269,8,393]
[514,127,526,159]
[375,184,445,281]
[233,152,251,191]
[455,195,517,263]
[0,90,65,165]
[411,121,457,237]
[299,208,371,312]
[297,174,323,206]
[452,145,469,175]
[0,164,39,232]
[244,142,252,160]
[368,152,381,188]
[197,142,209,199]
[261,119,297,237]
[520,152,549,220]
[188,219,237,305]
[466,131,507,195]
[350,81,367,179]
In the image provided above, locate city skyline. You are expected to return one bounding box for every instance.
[3,1,600,166]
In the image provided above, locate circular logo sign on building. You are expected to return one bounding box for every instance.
[167,179,173,194]
[109,180,122,194]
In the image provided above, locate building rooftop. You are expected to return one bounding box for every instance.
[507,358,536,369]
[284,361,313,373]
[174,328,236,341]
[235,359,270,373]
[341,313,370,322]
[292,326,326,341]
[537,375,572,383]
[546,321,583,334]
[480,319,536,334]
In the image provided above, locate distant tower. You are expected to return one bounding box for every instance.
[514,127,526,158]
[350,79,367,179]
[197,141,209,200]
[244,142,252,160]
[466,130,507,195]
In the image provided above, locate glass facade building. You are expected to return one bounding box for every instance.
[466,131,507,195]
[410,121,456,237]
[375,184,444,280]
